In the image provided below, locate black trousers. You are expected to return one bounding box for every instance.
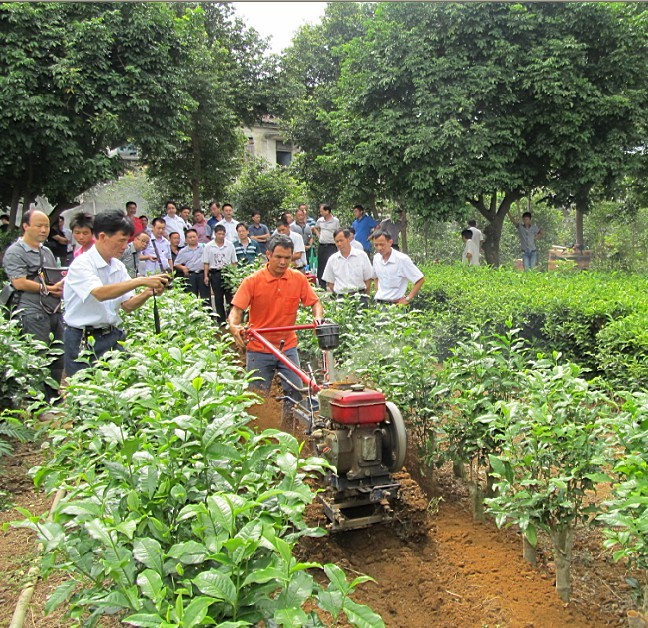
[317,243,337,289]
[209,269,232,323]
[186,272,211,307]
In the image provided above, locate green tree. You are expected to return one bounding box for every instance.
[326,2,648,265]
[277,2,374,208]
[0,3,188,225]
[145,3,274,209]
[226,157,307,226]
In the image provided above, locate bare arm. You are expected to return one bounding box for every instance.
[364,278,373,293]
[90,274,168,303]
[11,277,64,298]
[326,281,334,293]
[396,276,425,306]
[507,210,519,227]
[311,299,324,321]
[227,305,246,349]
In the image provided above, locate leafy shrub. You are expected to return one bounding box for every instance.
[19,290,383,627]
[0,315,59,410]
[596,313,648,391]
[599,392,648,614]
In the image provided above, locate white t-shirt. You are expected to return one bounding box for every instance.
[462,238,480,266]
[217,218,240,242]
[373,248,424,301]
[63,245,134,328]
[322,248,374,293]
[468,226,485,245]
[203,240,237,269]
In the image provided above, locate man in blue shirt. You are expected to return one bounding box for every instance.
[351,204,377,254]
[234,223,261,265]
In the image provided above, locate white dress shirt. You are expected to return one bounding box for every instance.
[217,218,240,242]
[63,245,134,328]
[322,247,373,293]
[373,248,424,301]
[163,214,187,246]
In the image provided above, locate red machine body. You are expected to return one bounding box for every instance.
[318,388,387,425]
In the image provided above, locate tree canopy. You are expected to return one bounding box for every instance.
[279,2,648,264]
[0,2,187,222]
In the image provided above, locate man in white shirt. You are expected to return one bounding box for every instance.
[63,209,169,376]
[217,203,240,242]
[467,220,485,257]
[163,201,186,247]
[372,228,425,305]
[322,229,373,298]
[174,228,210,305]
[203,224,237,324]
[312,204,341,288]
[461,229,480,266]
[142,218,173,274]
[276,219,306,270]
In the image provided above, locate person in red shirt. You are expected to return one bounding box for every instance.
[228,234,324,402]
[125,201,144,242]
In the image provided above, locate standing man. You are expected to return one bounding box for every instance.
[234,223,261,265]
[3,210,64,399]
[120,231,150,278]
[63,210,169,376]
[351,204,377,254]
[163,201,186,247]
[203,224,237,324]
[125,201,144,241]
[376,210,404,250]
[142,217,173,275]
[191,208,212,244]
[276,220,306,270]
[467,219,485,255]
[298,203,317,227]
[217,203,239,242]
[228,234,323,410]
[461,229,480,266]
[249,211,270,255]
[207,201,222,231]
[509,210,543,270]
[174,228,210,305]
[322,229,374,298]
[372,229,425,306]
[291,208,313,260]
[312,204,340,289]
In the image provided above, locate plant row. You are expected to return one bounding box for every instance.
[417,264,648,390]
[15,289,383,627]
[312,296,647,615]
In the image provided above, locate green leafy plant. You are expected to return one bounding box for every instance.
[486,355,614,602]
[17,290,382,626]
[598,392,648,618]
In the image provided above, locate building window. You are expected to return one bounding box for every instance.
[275,141,292,166]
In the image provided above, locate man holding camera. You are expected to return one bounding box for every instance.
[63,209,169,376]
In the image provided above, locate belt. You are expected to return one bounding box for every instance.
[319,242,336,247]
[189,270,203,274]
[209,268,224,273]
[375,298,398,304]
[69,324,120,336]
[334,289,366,296]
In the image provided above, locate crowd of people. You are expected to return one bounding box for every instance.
[1,200,428,403]
[3,197,547,406]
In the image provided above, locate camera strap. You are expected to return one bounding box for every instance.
[149,239,164,335]
[151,238,166,272]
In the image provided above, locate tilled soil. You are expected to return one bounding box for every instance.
[0,398,639,627]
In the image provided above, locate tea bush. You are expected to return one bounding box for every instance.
[20,290,383,627]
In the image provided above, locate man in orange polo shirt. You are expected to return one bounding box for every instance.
[228,234,324,400]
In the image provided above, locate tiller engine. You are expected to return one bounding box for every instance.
[246,322,407,532]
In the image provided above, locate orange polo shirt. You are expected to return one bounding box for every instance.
[232,265,319,353]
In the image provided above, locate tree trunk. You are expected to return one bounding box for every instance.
[191,126,202,210]
[9,186,21,230]
[574,207,584,249]
[549,525,574,602]
[522,535,537,566]
[470,190,522,268]
[468,481,485,522]
[400,207,408,254]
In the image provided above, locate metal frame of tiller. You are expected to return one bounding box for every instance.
[245,323,407,532]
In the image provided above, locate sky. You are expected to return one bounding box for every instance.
[233,2,328,54]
